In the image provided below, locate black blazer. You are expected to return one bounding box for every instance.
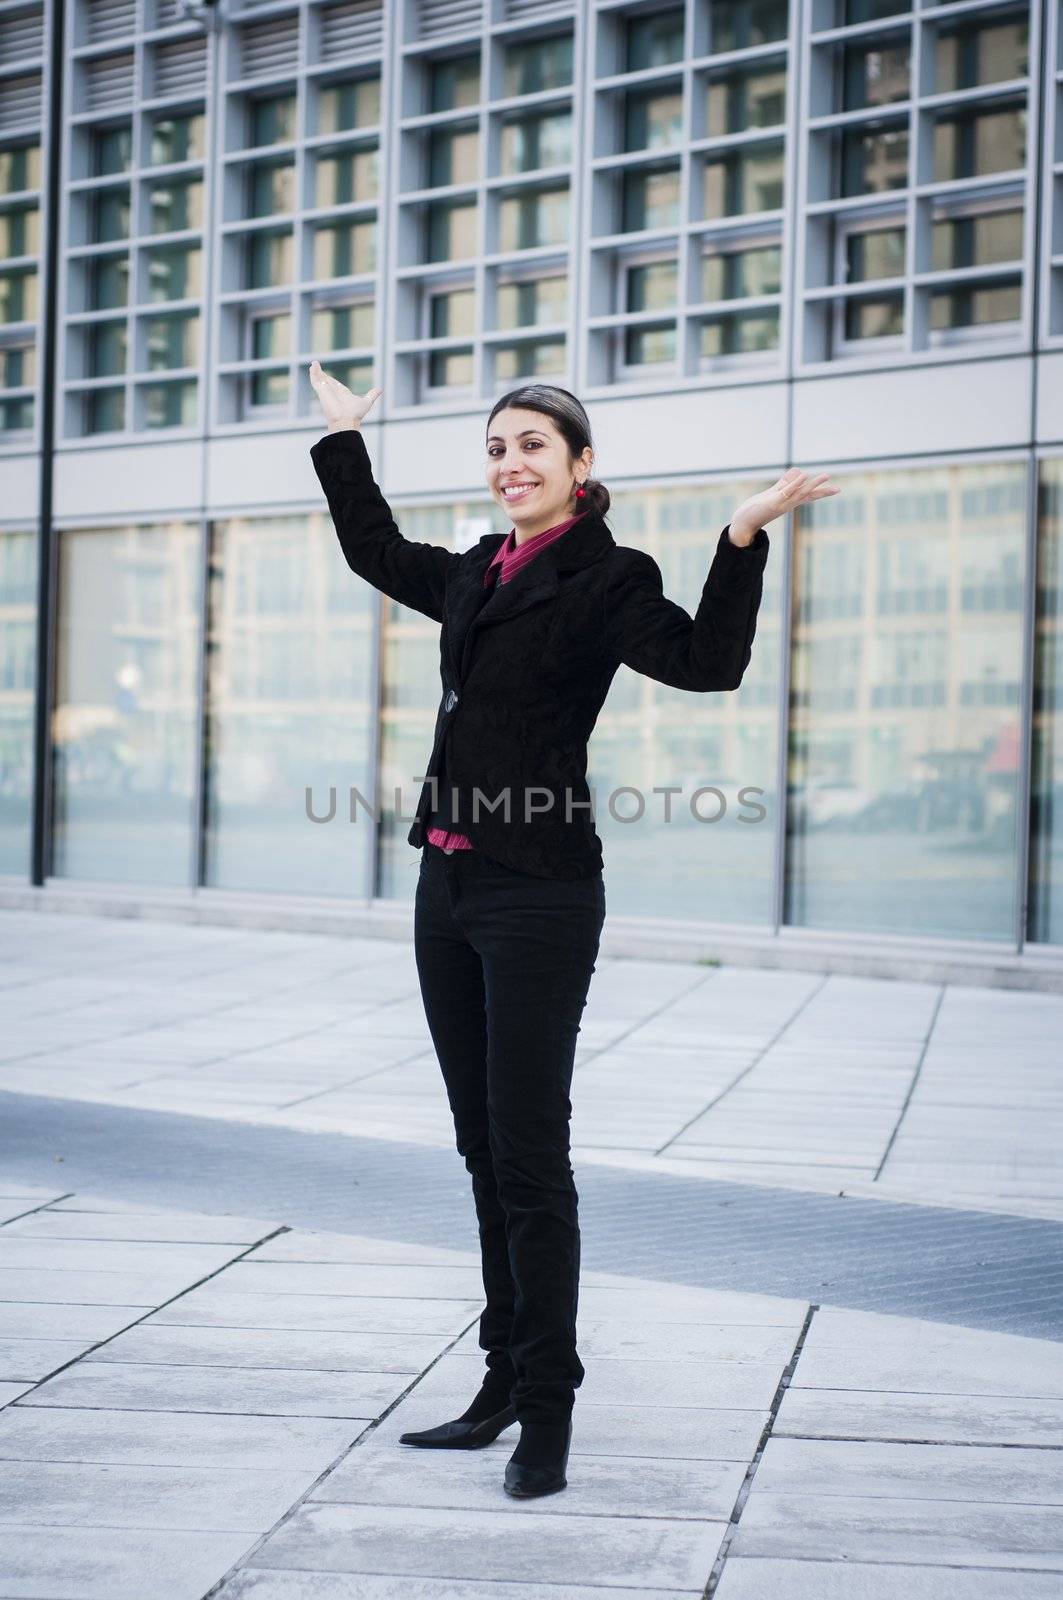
[310,427,770,880]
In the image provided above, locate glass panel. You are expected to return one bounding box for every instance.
[0,203,40,257]
[932,103,1026,182]
[624,89,683,152]
[316,77,381,134]
[311,219,375,277]
[85,387,125,433]
[1,396,34,429]
[250,369,288,405]
[622,167,680,231]
[844,225,905,282]
[927,278,1021,332]
[844,0,906,23]
[499,111,571,175]
[310,301,374,350]
[701,244,782,299]
[703,140,784,216]
[700,309,780,354]
[838,122,909,196]
[429,55,479,113]
[144,312,199,370]
[145,244,203,301]
[1030,460,1063,943]
[147,177,204,234]
[142,379,196,427]
[0,529,37,874]
[625,8,684,70]
[249,159,295,218]
[0,267,39,321]
[148,111,206,166]
[247,231,293,288]
[52,522,200,883]
[92,186,130,244]
[249,94,296,147]
[835,38,911,111]
[623,323,675,364]
[786,462,1026,940]
[89,256,127,311]
[426,200,478,262]
[89,320,127,377]
[935,13,1029,93]
[498,187,568,251]
[0,143,42,192]
[496,275,566,328]
[502,35,573,96]
[427,125,479,187]
[428,285,476,337]
[706,65,787,135]
[314,147,378,206]
[251,311,290,358]
[627,260,678,311]
[494,337,565,379]
[843,293,904,339]
[931,206,1023,270]
[428,347,473,386]
[712,1,789,51]
[204,513,374,896]
[92,124,132,177]
[0,342,36,388]
[590,480,782,922]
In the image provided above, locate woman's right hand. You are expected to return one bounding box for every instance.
[308,359,382,432]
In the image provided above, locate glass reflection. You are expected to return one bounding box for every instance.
[590,483,781,923]
[1030,460,1063,944]
[787,463,1026,939]
[204,512,374,896]
[52,522,200,884]
[0,530,36,875]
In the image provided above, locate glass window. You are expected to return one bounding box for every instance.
[494,337,565,380]
[0,529,37,873]
[706,65,787,135]
[842,293,904,341]
[496,275,567,329]
[52,522,201,884]
[88,320,127,377]
[427,348,473,387]
[250,369,288,406]
[1,395,33,430]
[499,111,571,175]
[932,103,1026,183]
[928,278,1021,334]
[89,256,128,311]
[148,112,205,166]
[144,312,199,370]
[247,231,293,289]
[0,203,40,257]
[502,35,573,97]
[934,13,1028,93]
[145,243,202,301]
[311,219,375,278]
[1031,460,1063,944]
[92,187,130,245]
[931,206,1023,271]
[0,268,38,322]
[843,224,905,282]
[0,143,42,192]
[92,124,132,177]
[834,38,911,112]
[624,89,683,152]
[701,244,781,300]
[0,342,36,388]
[250,310,290,359]
[589,480,782,923]
[85,387,125,434]
[427,125,479,187]
[142,380,196,427]
[428,285,476,337]
[428,55,479,113]
[426,199,478,262]
[147,176,204,233]
[712,0,789,51]
[703,140,784,216]
[249,93,296,147]
[833,122,909,197]
[700,309,780,356]
[248,159,295,218]
[204,513,375,896]
[786,462,1027,940]
[624,8,684,70]
[316,77,381,134]
[622,166,680,232]
[311,301,374,350]
[498,187,568,251]
[314,147,378,206]
[627,260,678,312]
[623,324,676,366]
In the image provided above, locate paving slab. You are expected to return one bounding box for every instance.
[713,1559,1063,1599]
[0,1526,254,1600]
[0,1458,320,1530]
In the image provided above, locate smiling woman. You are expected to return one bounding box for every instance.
[485,381,608,538]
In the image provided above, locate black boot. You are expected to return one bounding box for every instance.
[503,1416,572,1497]
[399,1384,517,1450]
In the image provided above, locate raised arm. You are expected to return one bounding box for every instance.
[310,428,458,623]
[605,524,769,692]
[308,362,458,623]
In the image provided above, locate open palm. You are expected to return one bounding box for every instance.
[732,468,841,537]
[309,359,381,430]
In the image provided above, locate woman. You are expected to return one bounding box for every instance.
[308,359,839,1499]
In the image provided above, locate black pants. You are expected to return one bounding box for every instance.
[413,840,606,1425]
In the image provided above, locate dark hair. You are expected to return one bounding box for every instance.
[486,384,611,520]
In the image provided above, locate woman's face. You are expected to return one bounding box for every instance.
[485,406,592,535]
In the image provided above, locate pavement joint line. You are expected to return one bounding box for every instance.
[0,1193,75,1228]
[2,1203,294,1401]
[270,1044,438,1113]
[775,1431,1063,1451]
[654,973,832,1158]
[873,982,947,1182]
[702,1300,819,1600]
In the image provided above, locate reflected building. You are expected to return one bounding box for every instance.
[2,0,1063,970]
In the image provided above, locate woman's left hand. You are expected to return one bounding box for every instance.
[728,468,842,546]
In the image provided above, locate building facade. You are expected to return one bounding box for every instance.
[2,0,1062,972]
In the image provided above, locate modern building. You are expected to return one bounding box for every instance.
[2,0,1062,984]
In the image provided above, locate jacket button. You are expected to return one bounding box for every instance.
[444,690,458,711]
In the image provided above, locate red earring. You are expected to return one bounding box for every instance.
[575,483,586,498]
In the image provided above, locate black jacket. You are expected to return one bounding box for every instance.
[310,427,770,880]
